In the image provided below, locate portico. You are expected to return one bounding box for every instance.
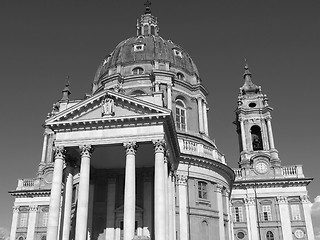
[45,90,179,240]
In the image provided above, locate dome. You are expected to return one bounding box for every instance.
[93,35,199,84]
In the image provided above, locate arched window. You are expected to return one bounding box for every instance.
[266,231,274,240]
[175,99,186,131]
[198,181,207,199]
[177,72,185,80]
[18,236,25,240]
[251,125,263,150]
[151,25,155,35]
[143,25,148,35]
[132,67,144,75]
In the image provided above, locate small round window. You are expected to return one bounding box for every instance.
[249,102,256,108]
[237,231,245,239]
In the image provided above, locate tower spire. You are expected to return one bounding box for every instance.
[240,59,260,95]
[61,76,71,101]
[144,0,152,14]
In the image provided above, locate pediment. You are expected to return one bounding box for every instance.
[45,90,171,128]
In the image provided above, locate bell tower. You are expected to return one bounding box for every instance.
[234,62,280,171]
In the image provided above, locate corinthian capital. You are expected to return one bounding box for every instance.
[276,196,288,204]
[153,139,166,153]
[54,146,66,159]
[300,195,310,204]
[123,142,138,155]
[244,197,255,205]
[79,145,94,157]
[216,184,224,193]
[176,174,188,185]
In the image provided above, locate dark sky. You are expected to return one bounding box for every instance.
[0,0,319,232]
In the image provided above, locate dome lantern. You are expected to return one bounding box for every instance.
[136,1,159,36]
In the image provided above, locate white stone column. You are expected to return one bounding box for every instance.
[123,142,138,240]
[266,117,275,149]
[176,174,188,240]
[47,146,66,240]
[202,101,209,135]
[26,205,38,240]
[197,97,204,133]
[40,132,49,163]
[224,190,232,240]
[9,206,19,240]
[76,145,93,240]
[87,184,94,240]
[153,139,166,240]
[106,178,116,240]
[62,165,73,240]
[171,173,177,240]
[240,119,247,151]
[277,196,293,240]
[216,185,225,240]
[143,172,153,238]
[168,171,175,240]
[245,197,259,240]
[164,157,169,240]
[261,120,270,150]
[167,84,172,110]
[301,195,315,240]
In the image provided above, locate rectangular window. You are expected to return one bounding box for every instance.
[261,205,272,221]
[42,212,49,227]
[19,212,28,227]
[232,206,244,222]
[290,204,301,220]
[198,181,207,199]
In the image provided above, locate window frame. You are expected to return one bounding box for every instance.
[232,206,244,222]
[175,99,187,131]
[290,204,302,221]
[132,67,144,75]
[261,205,272,221]
[266,231,275,240]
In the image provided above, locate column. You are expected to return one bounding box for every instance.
[40,131,49,163]
[88,184,95,240]
[224,190,232,240]
[153,139,166,240]
[239,119,247,151]
[143,172,153,239]
[9,207,19,240]
[277,196,293,240]
[164,156,169,240]
[197,97,204,133]
[62,165,73,240]
[75,145,93,240]
[176,174,188,240]
[47,146,66,240]
[168,171,175,240]
[301,195,315,240]
[123,142,138,240]
[167,84,172,110]
[261,120,270,150]
[46,131,54,163]
[171,173,177,240]
[266,117,275,149]
[245,197,259,240]
[26,205,38,240]
[216,185,225,240]
[155,82,160,92]
[106,178,116,240]
[202,101,209,135]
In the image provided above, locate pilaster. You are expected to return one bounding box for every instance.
[176,174,188,240]
[277,196,293,240]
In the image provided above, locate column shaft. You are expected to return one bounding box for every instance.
[267,118,275,149]
[123,142,137,240]
[197,98,204,133]
[216,185,225,240]
[106,178,116,240]
[164,159,169,240]
[302,197,315,240]
[143,174,152,238]
[26,206,38,240]
[168,172,175,240]
[245,197,259,240]
[9,207,19,240]
[277,197,293,240]
[62,166,73,240]
[177,174,188,240]
[240,120,247,151]
[202,102,209,135]
[76,145,93,240]
[47,146,65,240]
[167,84,172,110]
[41,134,48,163]
[153,140,166,240]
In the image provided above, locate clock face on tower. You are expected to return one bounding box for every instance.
[255,162,268,174]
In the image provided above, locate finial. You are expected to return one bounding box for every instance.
[243,58,251,77]
[144,0,152,14]
[61,76,71,101]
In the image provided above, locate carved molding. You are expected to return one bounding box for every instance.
[29,205,39,212]
[152,139,166,153]
[216,184,223,193]
[79,145,94,158]
[13,206,19,213]
[123,142,138,155]
[300,195,310,204]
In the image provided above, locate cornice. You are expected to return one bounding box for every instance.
[9,189,51,198]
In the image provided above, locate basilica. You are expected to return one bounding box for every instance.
[9,3,314,240]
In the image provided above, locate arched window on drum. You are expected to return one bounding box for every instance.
[132,67,144,75]
[266,231,274,240]
[175,99,187,131]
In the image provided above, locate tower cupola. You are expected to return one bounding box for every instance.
[136,1,159,36]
